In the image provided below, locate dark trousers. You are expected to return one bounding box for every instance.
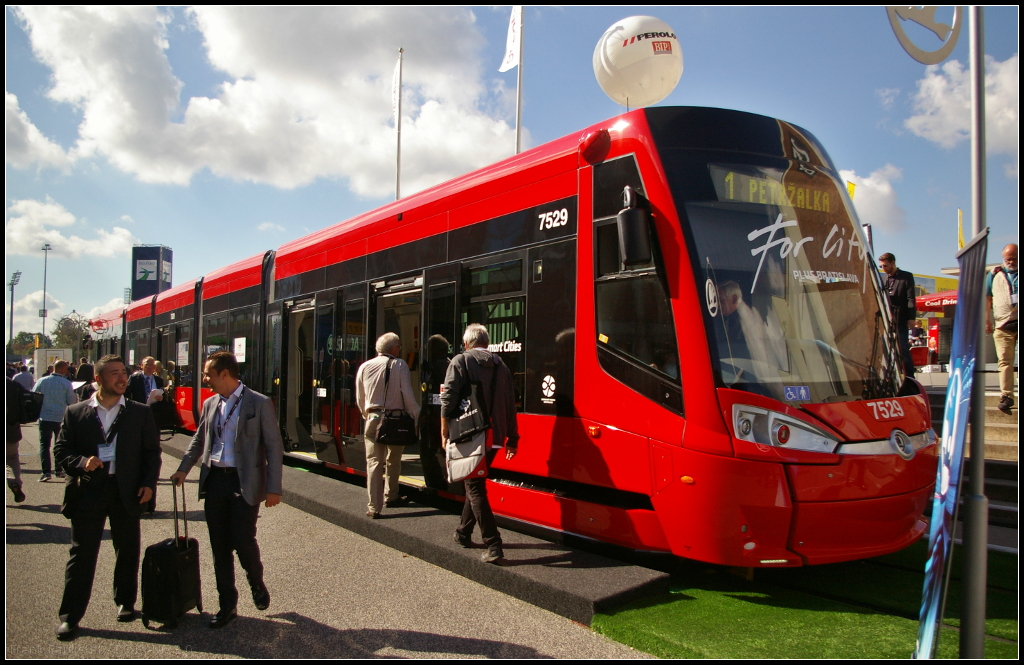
[59,477,141,625]
[457,475,502,552]
[39,420,61,475]
[897,326,915,376]
[204,468,264,611]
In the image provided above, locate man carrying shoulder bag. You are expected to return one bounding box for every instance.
[441,323,519,564]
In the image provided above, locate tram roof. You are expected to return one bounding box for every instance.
[89,307,124,326]
[155,278,199,314]
[273,117,598,280]
[203,252,266,300]
[125,296,155,322]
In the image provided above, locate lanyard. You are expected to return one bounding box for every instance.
[95,403,124,444]
[215,387,245,441]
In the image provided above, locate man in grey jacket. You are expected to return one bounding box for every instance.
[170,351,283,629]
[441,324,519,564]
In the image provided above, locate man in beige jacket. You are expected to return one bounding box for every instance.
[986,243,1018,415]
[355,333,420,518]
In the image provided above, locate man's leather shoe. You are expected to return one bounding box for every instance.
[385,495,410,508]
[56,622,77,641]
[251,582,270,611]
[209,608,237,629]
[116,605,136,622]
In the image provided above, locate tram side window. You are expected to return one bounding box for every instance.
[461,297,526,412]
[177,321,193,389]
[231,307,257,385]
[203,313,229,369]
[593,157,681,389]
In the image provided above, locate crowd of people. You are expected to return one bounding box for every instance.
[6,323,519,642]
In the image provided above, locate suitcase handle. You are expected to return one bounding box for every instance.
[172,482,189,544]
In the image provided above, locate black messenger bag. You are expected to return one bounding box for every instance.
[375,359,417,446]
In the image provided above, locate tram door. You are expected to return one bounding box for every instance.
[335,287,368,472]
[283,300,315,455]
[310,290,340,464]
[421,264,461,491]
[370,278,425,483]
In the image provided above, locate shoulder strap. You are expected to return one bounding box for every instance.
[383,357,392,406]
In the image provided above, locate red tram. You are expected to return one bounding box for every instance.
[90,107,937,567]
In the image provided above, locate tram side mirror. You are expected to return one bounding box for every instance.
[616,186,653,267]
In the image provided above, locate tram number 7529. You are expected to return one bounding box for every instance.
[539,208,569,230]
[865,399,905,420]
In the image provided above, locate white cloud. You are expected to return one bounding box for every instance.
[5,197,138,258]
[83,297,127,320]
[4,290,67,337]
[12,7,521,197]
[876,87,900,110]
[5,92,74,170]
[840,164,907,234]
[257,222,285,232]
[904,54,1018,178]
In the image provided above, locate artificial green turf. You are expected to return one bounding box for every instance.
[592,544,1019,659]
[758,545,1019,641]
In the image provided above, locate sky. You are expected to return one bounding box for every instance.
[5,6,1019,339]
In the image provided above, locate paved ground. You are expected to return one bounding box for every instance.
[6,427,649,659]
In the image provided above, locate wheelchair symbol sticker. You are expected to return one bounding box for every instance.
[784,386,810,401]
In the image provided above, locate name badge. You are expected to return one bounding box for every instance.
[211,441,224,463]
[99,442,116,463]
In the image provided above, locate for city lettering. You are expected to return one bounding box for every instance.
[748,213,813,293]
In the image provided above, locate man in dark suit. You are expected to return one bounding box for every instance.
[53,355,162,640]
[879,252,917,376]
[126,356,165,405]
[171,351,283,629]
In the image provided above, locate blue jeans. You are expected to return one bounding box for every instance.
[38,420,61,476]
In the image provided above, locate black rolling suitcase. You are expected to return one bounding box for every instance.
[141,483,203,628]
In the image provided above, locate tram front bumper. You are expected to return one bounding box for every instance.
[787,485,931,565]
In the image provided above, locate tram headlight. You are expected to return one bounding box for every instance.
[732,405,839,454]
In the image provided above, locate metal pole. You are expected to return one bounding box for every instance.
[41,243,51,343]
[960,5,987,659]
[514,5,524,155]
[396,47,403,201]
[8,271,21,353]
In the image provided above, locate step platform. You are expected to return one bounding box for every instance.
[160,432,670,625]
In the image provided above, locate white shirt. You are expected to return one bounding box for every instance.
[89,394,126,475]
[211,382,245,468]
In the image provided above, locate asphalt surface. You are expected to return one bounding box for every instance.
[6,425,650,659]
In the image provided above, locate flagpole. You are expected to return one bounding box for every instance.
[515,6,523,154]
[396,47,403,201]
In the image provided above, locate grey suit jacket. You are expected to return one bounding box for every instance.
[178,386,284,507]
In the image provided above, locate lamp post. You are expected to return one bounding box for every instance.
[8,271,21,354]
[41,243,52,343]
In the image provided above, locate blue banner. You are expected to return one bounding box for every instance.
[914,229,988,658]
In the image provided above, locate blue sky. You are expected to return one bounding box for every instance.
[5,6,1018,337]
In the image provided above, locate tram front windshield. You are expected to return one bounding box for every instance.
[660,152,901,404]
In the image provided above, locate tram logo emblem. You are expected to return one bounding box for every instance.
[541,375,556,403]
[705,279,719,317]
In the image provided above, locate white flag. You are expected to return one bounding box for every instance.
[392,51,402,126]
[498,6,522,72]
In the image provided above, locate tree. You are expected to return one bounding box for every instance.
[7,331,52,357]
[52,312,91,356]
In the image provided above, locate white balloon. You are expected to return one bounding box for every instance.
[593,16,683,108]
